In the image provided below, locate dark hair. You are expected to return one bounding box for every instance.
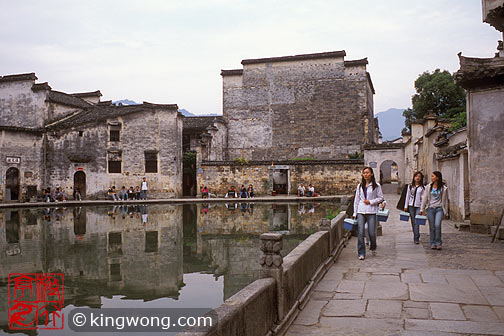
[361,167,378,190]
[431,171,444,190]
[411,171,425,189]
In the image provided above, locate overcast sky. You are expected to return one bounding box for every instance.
[1,0,501,115]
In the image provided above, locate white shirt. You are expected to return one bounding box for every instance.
[353,183,384,216]
[308,186,315,192]
[406,184,425,208]
[141,181,148,190]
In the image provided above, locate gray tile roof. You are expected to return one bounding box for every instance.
[0,73,37,83]
[47,103,178,130]
[183,116,225,131]
[48,90,93,108]
[241,51,346,65]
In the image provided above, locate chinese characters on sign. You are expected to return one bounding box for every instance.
[6,157,21,164]
[8,273,64,330]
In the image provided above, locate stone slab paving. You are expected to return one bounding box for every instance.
[285,193,504,336]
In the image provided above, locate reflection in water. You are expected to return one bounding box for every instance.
[0,201,340,335]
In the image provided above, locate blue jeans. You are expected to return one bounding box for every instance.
[357,214,377,257]
[140,190,147,200]
[408,206,421,242]
[427,207,443,246]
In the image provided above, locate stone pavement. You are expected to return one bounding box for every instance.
[285,193,504,336]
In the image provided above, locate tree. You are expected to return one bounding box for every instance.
[403,69,466,130]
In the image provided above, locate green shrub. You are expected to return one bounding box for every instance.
[325,208,341,220]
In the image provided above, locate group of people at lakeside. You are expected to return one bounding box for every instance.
[297,183,316,197]
[107,177,149,201]
[42,187,68,202]
[353,167,449,260]
[222,184,255,198]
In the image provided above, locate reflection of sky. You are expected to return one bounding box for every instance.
[100,273,224,309]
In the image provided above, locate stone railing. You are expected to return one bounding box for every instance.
[181,212,350,336]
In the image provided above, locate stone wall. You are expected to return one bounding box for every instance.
[467,86,504,226]
[46,106,183,198]
[197,160,363,196]
[0,130,45,200]
[0,74,47,128]
[222,52,375,161]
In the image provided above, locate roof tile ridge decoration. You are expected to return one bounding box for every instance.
[0,125,45,133]
[344,58,368,67]
[455,52,504,89]
[141,101,179,109]
[45,109,88,129]
[48,90,92,108]
[70,90,102,98]
[221,69,243,76]
[32,82,52,92]
[241,50,346,65]
[0,73,38,83]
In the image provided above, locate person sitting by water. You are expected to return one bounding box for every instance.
[240,185,248,198]
[43,188,54,202]
[201,186,209,198]
[119,186,128,200]
[128,186,135,200]
[298,184,305,197]
[73,187,82,201]
[307,184,315,197]
[225,186,237,198]
[247,184,254,198]
[108,186,119,201]
[54,187,66,202]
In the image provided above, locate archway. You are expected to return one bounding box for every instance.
[380,160,400,193]
[5,167,20,201]
[74,171,86,199]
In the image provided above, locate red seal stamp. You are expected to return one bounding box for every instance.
[8,273,64,330]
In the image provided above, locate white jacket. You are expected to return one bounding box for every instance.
[353,183,384,216]
[405,184,425,209]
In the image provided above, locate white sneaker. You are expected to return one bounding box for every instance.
[358,255,365,260]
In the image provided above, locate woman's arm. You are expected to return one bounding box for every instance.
[369,184,384,206]
[353,185,360,218]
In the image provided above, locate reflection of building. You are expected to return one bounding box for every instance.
[0,205,184,330]
[0,202,326,331]
[0,73,183,200]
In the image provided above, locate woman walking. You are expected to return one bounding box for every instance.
[420,171,449,250]
[405,172,425,244]
[353,167,384,260]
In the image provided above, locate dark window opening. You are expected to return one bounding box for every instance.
[145,152,158,173]
[110,263,122,281]
[108,160,121,173]
[145,231,159,253]
[110,130,120,141]
[78,131,83,137]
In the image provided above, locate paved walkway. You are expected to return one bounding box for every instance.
[286,193,504,336]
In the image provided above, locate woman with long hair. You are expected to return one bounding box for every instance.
[420,171,449,250]
[353,167,384,260]
[405,171,425,244]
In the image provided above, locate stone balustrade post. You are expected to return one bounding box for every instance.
[259,233,285,321]
[319,218,333,253]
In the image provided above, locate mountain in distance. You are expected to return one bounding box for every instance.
[375,108,406,141]
[113,99,139,106]
[178,108,221,117]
